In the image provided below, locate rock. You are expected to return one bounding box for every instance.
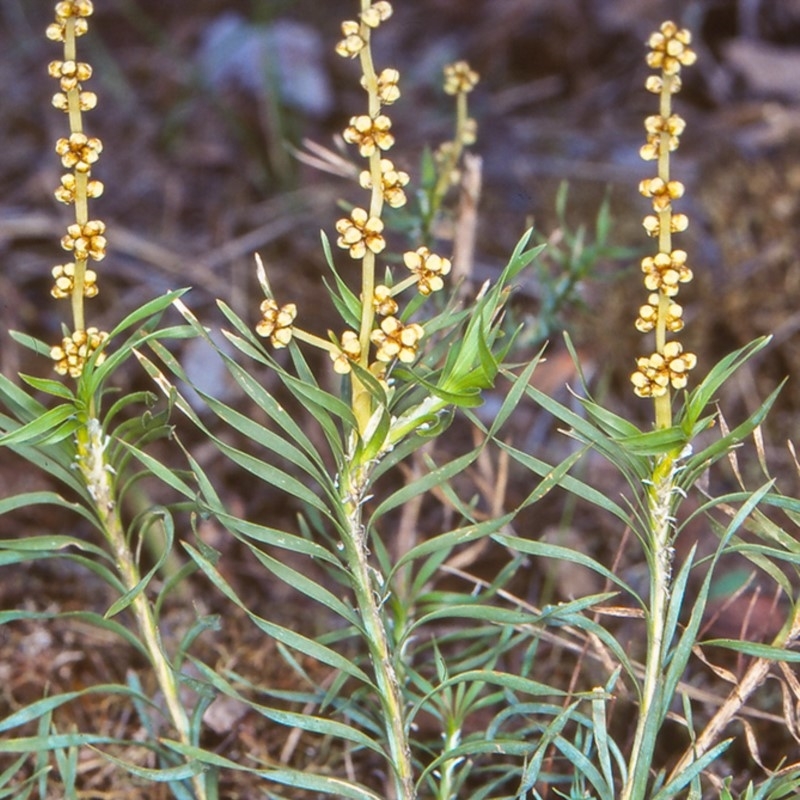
[197,13,333,118]
[723,39,800,101]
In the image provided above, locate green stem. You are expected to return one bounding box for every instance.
[341,467,415,800]
[621,454,675,800]
[76,418,208,800]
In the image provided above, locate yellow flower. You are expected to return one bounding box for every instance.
[47,59,92,93]
[256,299,296,348]
[443,61,479,95]
[370,67,400,105]
[403,247,451,295]
[55,132,102,173]
[461,117,478,146]
[640,113,686,160]
[361,1,393,28]
[50,326,108,378]
[642,213,688,237]
[635,294,683,333]
[359,158,409,208]
[641,250,692,295]
[371,316,424,363]
[46,0,93,41]
[644,74,682,95]
[639,176,685,211]
[51,262,98,299]
[646,21,697,76]
[54,172,103,204]
[330,330,362,374]
[61,219,106,261]
[335,20,366,58]
[335,208,386,259]
[343,114,395,157]
[631,341,697,398]
[372,284,398,317]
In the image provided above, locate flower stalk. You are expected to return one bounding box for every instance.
[46,5,207,797]
[623,21,697,800]
[252,6,482,794]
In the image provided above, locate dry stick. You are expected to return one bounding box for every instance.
[668,602,800,781]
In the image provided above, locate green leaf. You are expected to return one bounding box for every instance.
[92,749,203,783]
[163,740,385,800]
[0,733,118,754]
[486,349,545,438]
[651,740,732,800]
[105,509,175,619]
[494,531,638,601]
[394,513,514,576]
[107,289,190,341]
[18,374,76,401]
[682,336,771,432]
[0,685,151,734]
[700,639,800,663]
[681,384,782,489]
[496,439,632,528]
[249,548,359,627]
[0,404,76,447]
[0,492,97,527]
[370,448,480,522]
[320,230,361,328]
[8,330,52,357]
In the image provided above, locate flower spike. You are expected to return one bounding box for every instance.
[630,21,696,422]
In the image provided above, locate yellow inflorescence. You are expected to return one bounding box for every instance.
[257,1,473,382]
[46,0,108,378]
[256,300,297,348]
[50,327,108,378]
[631,22,697,403]
[371,317,425,364]
[403,248,452,296]
[335,208,387,259]
[443,61,480,95]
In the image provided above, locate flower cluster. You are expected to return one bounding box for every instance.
[433,61,480,194]
[256,2,472,396]
[50,327,108,378]
[329,0,438,376]
[256,300,297,348]
[46,0,108,377]
[443,61,480,96]
[335,208,386,259]
[359,159,409,208]
[631,22,697,402]
[343,114,395,158]
[371,317,424,364]
[404,247,452,296]
[334,2,392,58]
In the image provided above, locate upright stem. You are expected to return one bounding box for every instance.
[621,454,675,800]
[341,465,414,800]
[76,418,208,800]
